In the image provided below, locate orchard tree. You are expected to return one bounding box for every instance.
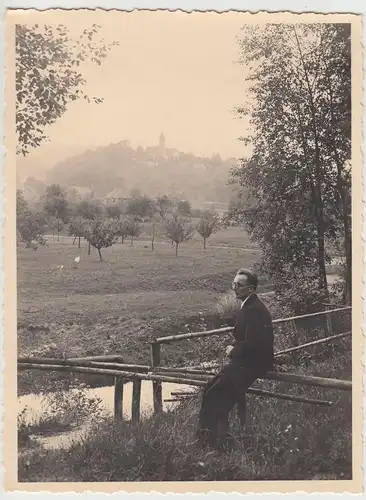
[84,217,118,261]
[16,189,46,250]
[196,211,222,249]
[164,215,194,256]
[176,199,192,217]
[106,202,123,219]
[115,216,131,244]
[43,184,69,222]
[126,219,142,246]
[47,215,64,240]
[231,23,351,310]
[16,23,118,156]
[156,195,173,219]
[75,198,102,220]
[126,195,156,220]
[68,216,88,248]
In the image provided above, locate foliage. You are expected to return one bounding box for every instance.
[196,211,222,249]
[175,199,191,217]
[16,23,118,155]
[105,202,123,219]
[84,217,119,261]
[18,380,106,447]
[68,216,88,247]
[163,215,195,256]
[126,195,156,220]
[16,189,46,250]
[43,184,69,222]
[156,195,174,219]
[74,198,102,220]
[47,216,65,240]
[231,23,351,312]
[126,218,142,245]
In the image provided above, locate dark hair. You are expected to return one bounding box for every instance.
[236,268,258,289]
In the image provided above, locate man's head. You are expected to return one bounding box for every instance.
[232,268,258,301]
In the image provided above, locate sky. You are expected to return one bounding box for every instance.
[16,10,253,177]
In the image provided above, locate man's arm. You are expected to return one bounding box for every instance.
[229,308,271,359]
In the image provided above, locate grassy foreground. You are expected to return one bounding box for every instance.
[18,345,352,482]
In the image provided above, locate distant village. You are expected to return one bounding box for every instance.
[19,134,237,210]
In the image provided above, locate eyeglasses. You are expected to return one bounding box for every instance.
[232,282,250,290]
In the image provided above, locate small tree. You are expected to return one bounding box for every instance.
[16,189,46,250]
[43,184,69,222]
[115,216,131,244]
[164,215,194,256]
[127,219,142,246]
[84,218,118,261]
[126,195,156,220]
[75,198,102,220]
[176,199,191,217]
[47,216,64,241]
[106,203,123,219]
[196,211,222,249]
[68,216,88,248]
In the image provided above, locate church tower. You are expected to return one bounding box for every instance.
[159,132,166,156]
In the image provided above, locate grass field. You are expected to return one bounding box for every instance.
[17,225,353,482]
[17,226,266,393]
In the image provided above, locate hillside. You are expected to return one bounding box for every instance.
[45,139,236,204]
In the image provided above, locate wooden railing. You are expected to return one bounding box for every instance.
[17,306,352,423]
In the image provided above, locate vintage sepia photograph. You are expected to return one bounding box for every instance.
[3,8,363,493]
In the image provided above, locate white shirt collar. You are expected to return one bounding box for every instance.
[241,293,255,309]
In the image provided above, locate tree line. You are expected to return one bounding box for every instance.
[17,185,224,260]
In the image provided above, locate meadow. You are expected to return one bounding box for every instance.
[17,225,266,393]
[17,224,352,482]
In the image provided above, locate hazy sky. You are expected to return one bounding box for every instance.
[18,10,253,173]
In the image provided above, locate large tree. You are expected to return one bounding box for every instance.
[231,23,351,311]
[16,23,118,156]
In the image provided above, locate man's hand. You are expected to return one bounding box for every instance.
[225,345,234,357]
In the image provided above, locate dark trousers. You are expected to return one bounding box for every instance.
[197,360,262,445]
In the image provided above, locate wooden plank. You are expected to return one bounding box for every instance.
[132,379,142,422]
[114,376,124,420]
[151,342,163,414]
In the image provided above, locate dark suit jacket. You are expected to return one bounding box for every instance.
[229,294,274,374]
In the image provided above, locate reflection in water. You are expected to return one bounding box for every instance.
[18,381,196,450]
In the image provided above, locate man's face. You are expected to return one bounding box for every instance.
[232,274,253,300]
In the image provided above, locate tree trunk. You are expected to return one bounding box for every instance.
[98,248,103,261]
[121,235,124,244]
[175,242,179,256]
[203,237,206,249]
[130,237,134,246]
[57,230,60,241]
[78,237,81,248]
[88,241,91,255]
[151,237,155,251]
[342,188,352,304]
[73,236,77,245]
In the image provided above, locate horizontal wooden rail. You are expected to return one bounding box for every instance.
[154,307,351,344]
[17,362,335,406]
[274,331,351,358]
[18,361,352,391]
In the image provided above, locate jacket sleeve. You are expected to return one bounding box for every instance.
[229,308,271,359]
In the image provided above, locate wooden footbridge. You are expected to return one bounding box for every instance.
[18,305,352,423]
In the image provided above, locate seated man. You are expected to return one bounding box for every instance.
[196,268,274,448]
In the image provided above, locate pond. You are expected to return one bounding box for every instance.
[18,381,196,450]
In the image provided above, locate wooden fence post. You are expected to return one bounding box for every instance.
[324,305,333,337]
[151,342,163,413]
[291,320,299,362]
[114,376,124,420]
[132,379,142,422]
